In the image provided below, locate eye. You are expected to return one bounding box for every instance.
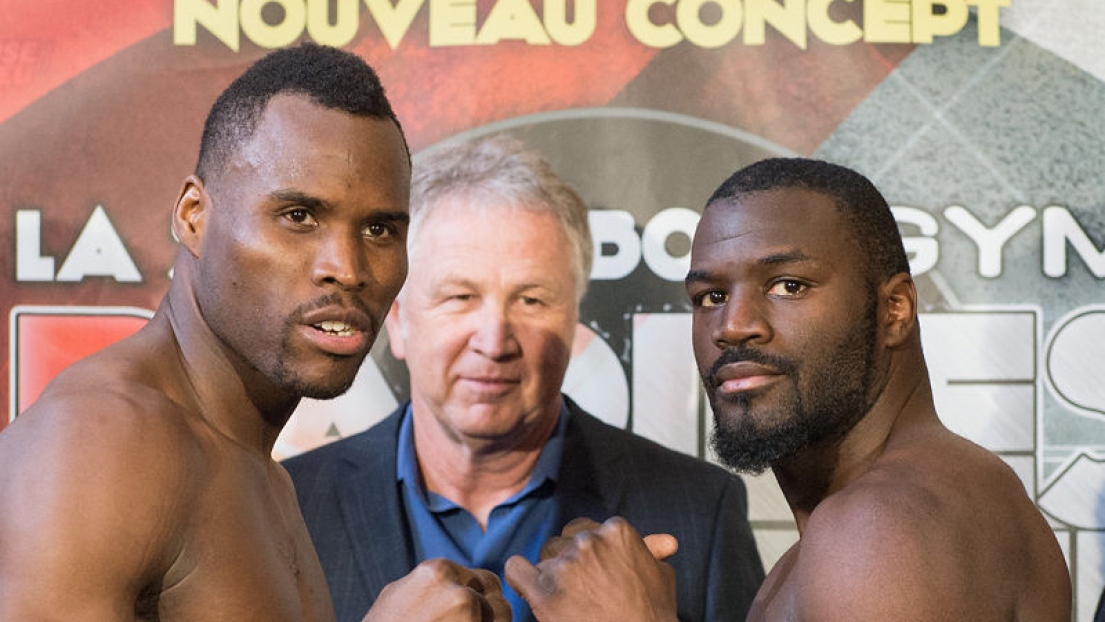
[283,208,317,227]
[363,222,397,239]
[767,279,808,298]
[692,290,727,308]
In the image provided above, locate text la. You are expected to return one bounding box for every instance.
[16,206,142,283]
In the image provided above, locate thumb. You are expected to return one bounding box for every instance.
[643,533,679,560]
[504,555,545,603]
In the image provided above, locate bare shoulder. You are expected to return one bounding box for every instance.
[789,434,1070,621]
[0,350,206,616]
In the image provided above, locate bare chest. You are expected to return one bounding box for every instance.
[146,460,334,621]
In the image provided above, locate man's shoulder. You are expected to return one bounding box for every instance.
[0,367,202,571]
[565,403,740,486]
[13,361,196,451]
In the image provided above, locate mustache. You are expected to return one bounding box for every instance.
[290,292,373,323]
[703,346,796,389]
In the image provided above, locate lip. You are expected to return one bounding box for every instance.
[459,374,521,395]
[298,306,374,357]
[713,361,782,395]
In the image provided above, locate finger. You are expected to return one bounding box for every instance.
[504,555,548,602]
[643,533,679,560]
[465,567,502,595]
[539,535,572,561]
[560,516,602,538]
[486,590,513,622]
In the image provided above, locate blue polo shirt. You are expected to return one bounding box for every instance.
[397,403,568,622]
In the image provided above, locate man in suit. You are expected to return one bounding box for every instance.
[285,135,765,622]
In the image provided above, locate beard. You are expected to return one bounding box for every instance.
[269,314,364,401]
[249,295,371,402]
[707,297,880,475]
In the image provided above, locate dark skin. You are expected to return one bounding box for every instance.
[685,187,1071,621]
[505,517,680,622]
[0,94,508,621]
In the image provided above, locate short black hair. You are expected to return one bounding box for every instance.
[195,42,407,182]
[706,157,910,282]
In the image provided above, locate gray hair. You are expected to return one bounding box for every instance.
[408,135,593,300]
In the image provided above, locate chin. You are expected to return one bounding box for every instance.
[281,370,358,401]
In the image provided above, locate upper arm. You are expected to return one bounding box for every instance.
[790,490,967,622]
[0,391,190,619]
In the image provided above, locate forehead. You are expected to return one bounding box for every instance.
[691,187,858,270]
[223,93,410,197]
[412,199,573,273]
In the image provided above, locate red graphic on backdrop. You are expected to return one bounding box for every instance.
[11,309,150,418]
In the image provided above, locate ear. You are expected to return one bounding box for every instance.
[880,273,917,349]
[384,299,407,360]
[172,175,208,257]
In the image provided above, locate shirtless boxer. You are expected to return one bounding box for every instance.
[0,43,507,622]
[684,158,1070,621]
[506,157,1071,622]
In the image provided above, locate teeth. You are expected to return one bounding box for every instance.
[316,320,355,336]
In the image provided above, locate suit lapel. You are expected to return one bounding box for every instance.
[556,398,626,527]
[335,408,415,598]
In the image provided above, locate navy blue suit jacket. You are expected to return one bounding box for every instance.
[284,397,764,622]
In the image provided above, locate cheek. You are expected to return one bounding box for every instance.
[369,248,409,295]
[405,320,469,370]
[690,325,715,366]
[525,327,573,375]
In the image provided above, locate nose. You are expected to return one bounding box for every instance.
[312,231,367,291]
[713,289,772,349]
[469,302,521,361]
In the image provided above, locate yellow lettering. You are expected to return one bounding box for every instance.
[307,0,359,47]
[971,0,1009,47]
[864,0,911,43]
[430,0,477,46]
[477,0,551,44]
[240,0,305,48]
[807,0,860,45]
[745,0,805,49]
[625,0,683,48]
[911,0,966,43]
[174,0,240,50]
[544,0,597,46]
[678,0,742,49]
[365,0,424,49]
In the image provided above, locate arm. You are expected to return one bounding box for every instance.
[0,392,184,620]
[788,489,970,621]
[504,517,679,622]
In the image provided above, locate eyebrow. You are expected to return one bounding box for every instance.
[684,249,812,286]
[270,190,328,211]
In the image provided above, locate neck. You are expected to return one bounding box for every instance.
[410,400,560,529]
[774,344,939,533]
[162,257,298,455]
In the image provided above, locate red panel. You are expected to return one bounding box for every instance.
[14,312,149,417]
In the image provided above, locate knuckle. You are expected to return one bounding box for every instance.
[415,557,454,581]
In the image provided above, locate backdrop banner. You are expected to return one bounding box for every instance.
[2,0,1103,618]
